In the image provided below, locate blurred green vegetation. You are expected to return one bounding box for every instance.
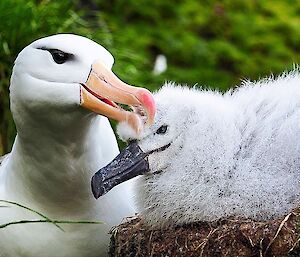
[1,0,300,154]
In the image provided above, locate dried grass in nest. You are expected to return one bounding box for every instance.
[109,208,300,257]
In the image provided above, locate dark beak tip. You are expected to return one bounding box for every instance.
[91,141,150,198]
[91,174,104,199]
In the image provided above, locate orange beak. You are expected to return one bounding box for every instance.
[80,60,156,133]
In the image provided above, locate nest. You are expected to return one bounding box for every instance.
[109,208,300,257]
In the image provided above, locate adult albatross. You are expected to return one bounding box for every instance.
[0,34,155,257]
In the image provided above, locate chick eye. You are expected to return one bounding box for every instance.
[156,125,168,135]
[48,49,71,64]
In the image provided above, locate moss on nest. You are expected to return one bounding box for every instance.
[109,208,300,257]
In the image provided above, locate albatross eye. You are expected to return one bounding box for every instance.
[156,125,168,135]
[37,47,74,64]
[48,49,72,64]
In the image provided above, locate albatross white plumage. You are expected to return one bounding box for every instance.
[0,34,155,257]
[99,75,300,228]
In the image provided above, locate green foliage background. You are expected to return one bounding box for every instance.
[1,0,300,154]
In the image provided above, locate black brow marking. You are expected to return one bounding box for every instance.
[36,47,75,60]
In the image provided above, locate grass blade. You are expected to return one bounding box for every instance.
[0,200,64,231]
[0,219,103,229]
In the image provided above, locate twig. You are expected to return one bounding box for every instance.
[259,238,263,257]
[289,236,300,253]
[264,212,292,255]
[148,230,154,251]
[289,210,300,253]
[196,228,218,257]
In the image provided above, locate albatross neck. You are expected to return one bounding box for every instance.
[6,114,119,213]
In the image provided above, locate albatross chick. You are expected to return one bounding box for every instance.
[93,74,300,227]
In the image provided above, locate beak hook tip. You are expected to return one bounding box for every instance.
[91,173,104,199]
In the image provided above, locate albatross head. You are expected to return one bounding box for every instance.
[10,34,155,135]
[91,84,203,198]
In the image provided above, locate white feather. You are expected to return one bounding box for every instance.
[0,34,136,257]
[153,54,167,75]
[118,73,300,227]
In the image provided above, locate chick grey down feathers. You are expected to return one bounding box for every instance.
[117,72,300,227]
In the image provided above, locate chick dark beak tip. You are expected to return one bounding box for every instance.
[91,173,105,199]
[91,141,150,198]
